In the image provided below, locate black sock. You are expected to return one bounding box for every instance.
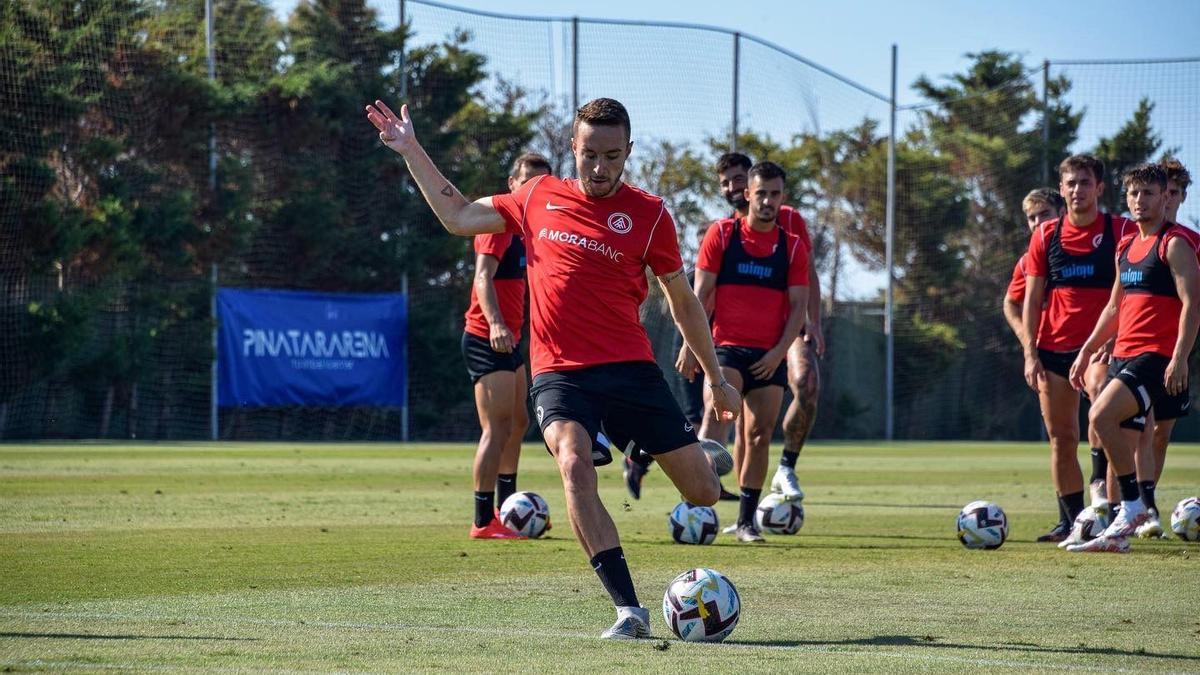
[591,547,639,608]
[738,487,762,527]
[474,491,495,527]
[1089,448,1108,484]
[1138,480,1158,514]
[1117,472,1140,503]
[496,473,517,507]
[1062,491,1085,523]
[1055,494,1069,525]
[779,451,799,469]
[1110,503,1121,522]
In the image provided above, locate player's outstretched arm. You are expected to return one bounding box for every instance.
[365,100,504,236]
[659,268,739,421]
[1166,237,1200,395]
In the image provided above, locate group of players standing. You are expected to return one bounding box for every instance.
[1004,154,1197,553]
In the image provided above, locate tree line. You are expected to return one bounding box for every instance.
[0,0,1175,439]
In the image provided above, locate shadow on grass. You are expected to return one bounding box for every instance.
[731,634,1200,662]
[0,631,257,642]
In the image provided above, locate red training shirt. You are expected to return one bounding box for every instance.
[1006,253,1028,304]
[1026,213,1134,351]
[491,175,683,376]
[464,233,525,342]
[696,219,809,350]
[1114,224,1190,358]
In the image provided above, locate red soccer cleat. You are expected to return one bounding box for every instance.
[470,518,526,540]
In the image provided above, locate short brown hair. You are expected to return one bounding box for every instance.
[715,152,752,174]
[1058,154,1105,184]
[1122,163,1169,191]
[1160,157,1191,192]
[574,98,631,140]
[748,161,786,184]
[510,152,551,178]
[1022,188,1065,214]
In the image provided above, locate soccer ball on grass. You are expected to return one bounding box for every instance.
[668,502,719,545]
[498,491,550,538]
[956,500,1008,550]
[662,568,740,642]
[1170,496,1200,541]
[755,492,805,535]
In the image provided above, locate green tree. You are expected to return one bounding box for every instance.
[1093,98,1163,215]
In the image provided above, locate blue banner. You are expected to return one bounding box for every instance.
[217,289,406,408]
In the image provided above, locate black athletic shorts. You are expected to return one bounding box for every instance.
[1155,387,1191,421]
[1038,348,1079,380]
[716,345,787,392]
[1107,353,1171,431]
[461,332,523,384]
[529,361,697,466]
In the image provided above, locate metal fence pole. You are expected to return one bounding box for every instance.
[206,0,218,441]
[400,0,410,441]
[731,32,740,151]
[400,0,407,99]
[571,16,579,114]
[1041,59,1050,185]
[884,44,897,442]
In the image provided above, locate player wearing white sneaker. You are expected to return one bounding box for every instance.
[680,162,810,544]
[600,605,652,640]
[1067,164,1200,553]
[770,464,805,501]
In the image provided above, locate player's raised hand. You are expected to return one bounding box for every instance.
[365,100,417,155]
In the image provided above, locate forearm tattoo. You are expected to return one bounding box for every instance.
[440,183,454,197]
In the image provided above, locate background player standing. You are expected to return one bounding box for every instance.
[691,161,809,542]
[462,153,551,539]
[1066,163,1200,553]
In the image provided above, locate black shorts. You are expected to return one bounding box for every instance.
[461,332,523,384]
[1107,353,1171,431]
[716,345,787,392]
[1038,348,1079,380]
[530,361,697,466]
[1156,387,1192,421]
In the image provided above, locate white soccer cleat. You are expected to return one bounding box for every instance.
[600,606,651,640]
[734,523,765,543]
[1065,536,1131,553]
[1057,520,1087,549]
[1102,501,1148,538]
[770,465,805,501]
[721,523,738,534]
[1135,510,1165,539]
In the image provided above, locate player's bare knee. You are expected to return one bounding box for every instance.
[683,474,719,507]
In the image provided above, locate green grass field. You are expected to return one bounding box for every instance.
[1,442,1198,673]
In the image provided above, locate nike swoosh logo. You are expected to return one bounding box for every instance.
[546,201,570,211]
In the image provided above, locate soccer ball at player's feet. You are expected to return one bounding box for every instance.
[1170,497,1200,541]
[668,501,719,545]
[498,491,550,538]
[956,500,1008,550]
[755,492,805,535]
[662,568,741,643]
[698,438,733,476]
[1058,503,1110,549]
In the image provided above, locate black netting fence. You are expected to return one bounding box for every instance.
[2,0,1197,441]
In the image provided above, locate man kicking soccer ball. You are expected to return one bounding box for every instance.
[367,96,739,638]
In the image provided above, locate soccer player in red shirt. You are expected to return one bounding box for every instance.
[1064,163,1200,553]
[1021,155,1134,542]
[676,152,822,504]
[366,97,740,639]
[1130,158,1195,538]
[691,161,809,542]
[463,153,551,539]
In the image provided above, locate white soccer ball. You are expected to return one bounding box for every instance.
[1071,503,1110,543]
[498,491,549,538]
[662,568,741,643]
[755,492,805,535]
[956,500,1008,550]
[668,502,719,545]
[1170,496,1200,542]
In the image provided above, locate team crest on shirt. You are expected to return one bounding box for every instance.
[1093,233,1103,248]
[607,212,633,234]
